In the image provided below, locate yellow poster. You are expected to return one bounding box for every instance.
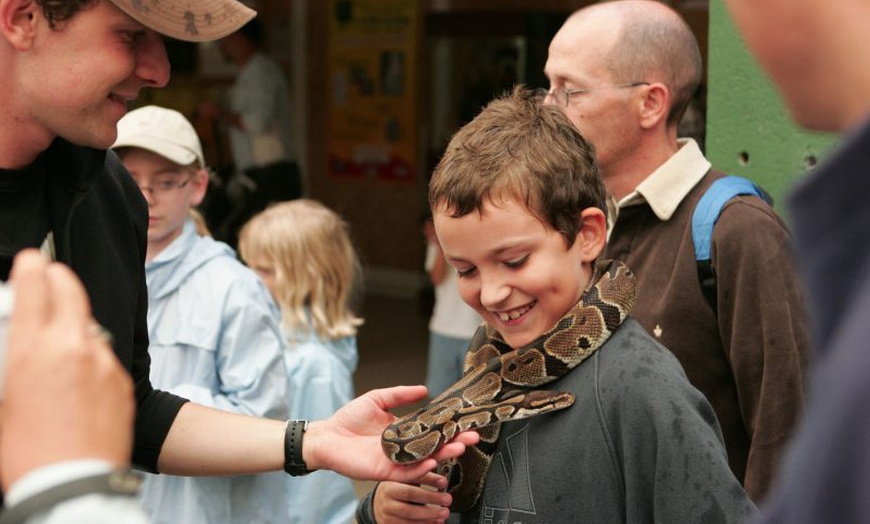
[327,0,419,182]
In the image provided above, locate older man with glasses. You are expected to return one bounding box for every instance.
[542,0,808,502]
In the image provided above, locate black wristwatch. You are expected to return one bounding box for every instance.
[0,469,142,524]
[283,419,313,476]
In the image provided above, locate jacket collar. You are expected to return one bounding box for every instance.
[613,139,711,222]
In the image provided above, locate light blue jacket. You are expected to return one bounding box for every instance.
[138,220,290,524]
[284,323,359,524]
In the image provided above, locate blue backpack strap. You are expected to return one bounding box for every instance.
[692,175,772,311]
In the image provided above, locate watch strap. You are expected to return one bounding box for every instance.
[283,419,313,476]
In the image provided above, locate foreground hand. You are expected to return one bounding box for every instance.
[0,250,135,491]
[374,473,453,523]
[304,385,478,483]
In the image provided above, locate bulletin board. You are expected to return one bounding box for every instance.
[326,0,420,183]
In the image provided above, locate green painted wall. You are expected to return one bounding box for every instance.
[706,0,836,218]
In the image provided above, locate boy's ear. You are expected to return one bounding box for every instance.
[188,168,210,207]
[0,0,39,51]
[576,207,607,262]
[637,82,670,130]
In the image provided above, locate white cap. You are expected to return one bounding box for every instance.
[107,0,256,43]
[114,105,205,168]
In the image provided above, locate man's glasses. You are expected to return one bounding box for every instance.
[136,175,192,197]
[535,82,650,108]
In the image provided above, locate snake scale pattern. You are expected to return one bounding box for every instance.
[382,259,637,511]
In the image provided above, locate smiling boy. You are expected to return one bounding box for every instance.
[358,87,755,523]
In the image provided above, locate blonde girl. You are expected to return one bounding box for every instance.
[239,199,362,524]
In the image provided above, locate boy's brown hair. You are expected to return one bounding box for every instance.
[428,85,607,247]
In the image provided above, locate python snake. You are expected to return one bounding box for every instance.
[382,259,637,511]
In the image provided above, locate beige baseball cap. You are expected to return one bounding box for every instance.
[114,105,205,168]
[107,0,256,42]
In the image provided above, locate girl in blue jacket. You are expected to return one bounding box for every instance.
[240,199,363,524]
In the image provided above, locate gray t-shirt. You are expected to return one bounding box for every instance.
[358,318,755,524]
[451,318,755,523]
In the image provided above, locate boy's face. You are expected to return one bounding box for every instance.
[433,198,604,348]
[14,0,170,159]
[119,148,207,259]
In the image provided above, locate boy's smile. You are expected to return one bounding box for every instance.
[496,302,535,323]
[433,197,600,348]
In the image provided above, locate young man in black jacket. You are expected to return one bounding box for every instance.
[0,1,476,521]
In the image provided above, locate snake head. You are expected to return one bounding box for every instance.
[382,420,458,464]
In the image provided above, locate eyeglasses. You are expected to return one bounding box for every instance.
[535,82,650,108]
[136,175,192,197]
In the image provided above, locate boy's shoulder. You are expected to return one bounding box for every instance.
[591,317,698,402]
[599,316,676,361]
[548,316,695,410]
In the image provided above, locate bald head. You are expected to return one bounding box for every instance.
[563,0,702,127]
